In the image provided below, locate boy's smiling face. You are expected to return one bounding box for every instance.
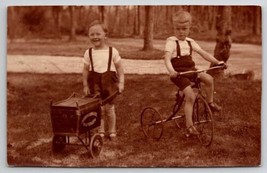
[88,24,106,48]
[174,22,191,41]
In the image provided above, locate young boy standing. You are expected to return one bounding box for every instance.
[83,20,124,140]
[164,11,224,135]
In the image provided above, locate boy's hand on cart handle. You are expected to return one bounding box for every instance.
[83,86,90,96]
[118,82,124,94]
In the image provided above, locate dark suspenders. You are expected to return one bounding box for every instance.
[107,47,112,71]
[175,40,192,57]
[88,47,113,72]
[175,40,181,57]
[187,41,192,55]
[89,48,94,71]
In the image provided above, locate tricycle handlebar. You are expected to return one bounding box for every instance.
[178,64,227,76]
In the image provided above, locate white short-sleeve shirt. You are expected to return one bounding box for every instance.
[165,36,202,58]
[83,47,121,73]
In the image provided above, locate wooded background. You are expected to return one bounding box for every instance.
[7,5,261,45]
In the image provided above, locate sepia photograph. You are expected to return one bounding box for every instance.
[7,5,262,167]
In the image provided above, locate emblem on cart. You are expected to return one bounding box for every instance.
[81,112,98,127]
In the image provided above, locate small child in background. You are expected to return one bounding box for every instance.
[164,11,225,136]
[82,20,124,140]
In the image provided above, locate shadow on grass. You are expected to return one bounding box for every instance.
[7,73,261,167]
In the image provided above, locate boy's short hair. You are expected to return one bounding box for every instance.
[172,10,192,25]
[88,20,108,33]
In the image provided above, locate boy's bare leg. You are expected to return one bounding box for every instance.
[183,86,196,127]
[183,86,200,135]
[105,103,116,137]
[199,73,222,111]
[199,73,214,103]
[99,105,106,136]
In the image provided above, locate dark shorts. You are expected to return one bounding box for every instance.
[88,71,118,101]
[170,73,198,91]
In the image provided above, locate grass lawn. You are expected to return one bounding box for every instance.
[7,73,261,167]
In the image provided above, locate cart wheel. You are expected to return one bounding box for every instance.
[89,134,103,158]
[140,107,164,141]
[193,95,214,146]
[52,135,66,152]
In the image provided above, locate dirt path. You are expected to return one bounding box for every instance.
[7,40,262,79]
[7,56,262,80]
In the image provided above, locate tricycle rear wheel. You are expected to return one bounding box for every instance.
[140,107,163,141]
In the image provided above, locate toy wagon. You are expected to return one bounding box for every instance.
[50,92,116,158]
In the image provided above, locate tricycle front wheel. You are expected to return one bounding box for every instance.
[193,95,214,147]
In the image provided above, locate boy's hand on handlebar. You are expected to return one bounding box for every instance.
[170,71,179,78]
[216,61,227,69]
[217,61,224,66]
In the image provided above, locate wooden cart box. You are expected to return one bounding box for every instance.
[51,96,101,136]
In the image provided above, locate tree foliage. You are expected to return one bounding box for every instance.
[7,5,261,44]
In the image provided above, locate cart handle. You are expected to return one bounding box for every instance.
[83,93,101,99]
[101,90,119,105]
[82,90,119,105]
[67,92,82,99]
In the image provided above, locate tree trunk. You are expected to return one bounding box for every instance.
[209,6,232,78]
[99,6,107,27]
[52,6,62,39]
[253,6,261,35]
[166,6,173,24]
[207,6,213,30]
[7,7,16,41]
[112,6,120,36]
[133,6,139,36]
[143,6,154,51]
[138,6,142,36]
[127,6,130,25]
[69,6,76,41]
